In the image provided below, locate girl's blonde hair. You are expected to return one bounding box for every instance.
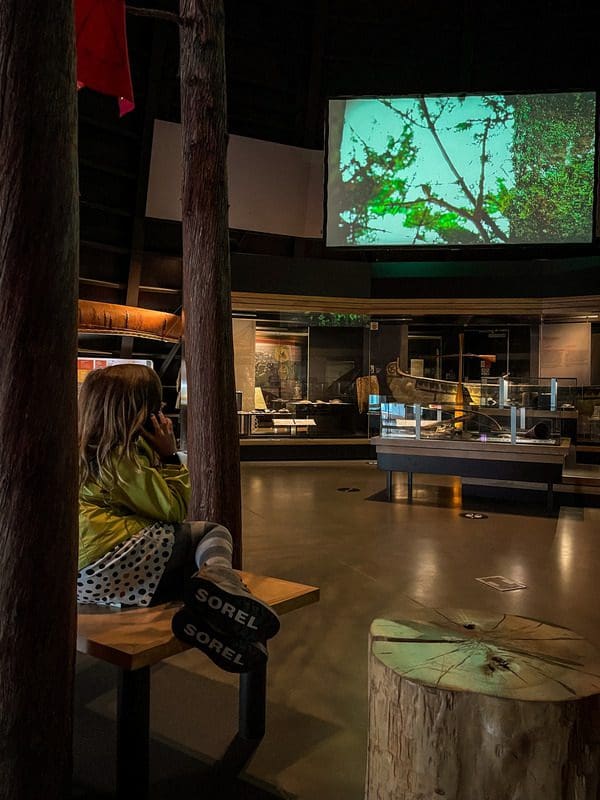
[78,364,162,487]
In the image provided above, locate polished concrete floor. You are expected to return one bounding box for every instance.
[74,461,600,799]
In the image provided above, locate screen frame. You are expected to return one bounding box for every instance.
[323,89,600,258]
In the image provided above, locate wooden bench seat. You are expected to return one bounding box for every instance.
[77,570,319,670]
[77,570,319,799]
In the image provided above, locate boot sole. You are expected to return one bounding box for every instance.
[172,608,268,673]
[184,575,281,642]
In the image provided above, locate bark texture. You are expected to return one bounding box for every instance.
[180,0,242,566]
[367,610,600,800]
[78,299,182,342]
[0,2,79,798]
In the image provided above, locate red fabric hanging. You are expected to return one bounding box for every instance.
[76,0,135,116]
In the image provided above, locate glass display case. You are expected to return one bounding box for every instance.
[368,320,533,391]
[573,386,600,443]
[371,375,578,440]
[239,400,360,438]
[375,398,571,507]
[477,376,577,411]
[476,377,578,442]
[380,401,563,445]
[231,308,594,449]
[233,312,369,439]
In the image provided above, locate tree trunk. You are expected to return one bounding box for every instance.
[180,0,242,567]
[0,3,79,798]
[367,610,600,800]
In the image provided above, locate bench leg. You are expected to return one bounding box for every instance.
[407,471,413,503]
[386,471,393,501]
[117,666,150,800]
[238,663,267,740]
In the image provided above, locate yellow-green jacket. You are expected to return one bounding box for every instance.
[79,439,190,570]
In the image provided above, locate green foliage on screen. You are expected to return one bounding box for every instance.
[281,312,368,327]
[304,313,369,327]
[507,94,596,242]
[327,92,596,247]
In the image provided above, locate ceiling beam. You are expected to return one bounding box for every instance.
[231,291,600,318]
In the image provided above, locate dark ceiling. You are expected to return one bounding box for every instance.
[152,0,600,150]
[78,0,600,321]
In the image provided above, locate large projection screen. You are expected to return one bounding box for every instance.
[326,92,597,248]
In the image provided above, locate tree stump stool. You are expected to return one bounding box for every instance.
[367,609,600,800]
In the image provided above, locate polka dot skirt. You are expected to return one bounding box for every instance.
[77,522,175,607]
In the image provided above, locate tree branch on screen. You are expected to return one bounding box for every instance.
[335,93,595,246]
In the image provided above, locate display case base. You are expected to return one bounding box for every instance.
[239,437,373,461]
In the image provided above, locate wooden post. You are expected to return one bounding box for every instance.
[0,2,79,798]
[180,0,243,567]
[367,610,600,800]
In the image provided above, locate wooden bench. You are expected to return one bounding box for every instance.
[77,571,319,799]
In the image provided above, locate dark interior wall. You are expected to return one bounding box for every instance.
[308,327,365,400]
[370,324,406,378]
[142,219,372,301]
[371,257,600,299]
[231,253,370,297]
[140,219,600,302]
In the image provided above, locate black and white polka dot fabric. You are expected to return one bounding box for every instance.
[77,522,175,607]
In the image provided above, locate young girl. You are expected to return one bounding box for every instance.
[77,364,279,672]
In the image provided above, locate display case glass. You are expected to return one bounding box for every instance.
[573,385,600,443]
[477,376,577,411]
[233,312,370,439]
[368,320,533,393]
[380,401,563,445]
[230,309,596,448]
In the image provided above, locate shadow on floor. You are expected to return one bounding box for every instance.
[73,706,294,800]
[151,766,295,800]
[366,486,558,517]
[461,492,559,518]
[74,660,311,799]
[365,484,462,509]
[73,768,293,800]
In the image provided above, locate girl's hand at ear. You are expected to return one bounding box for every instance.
[141,411,178,460]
